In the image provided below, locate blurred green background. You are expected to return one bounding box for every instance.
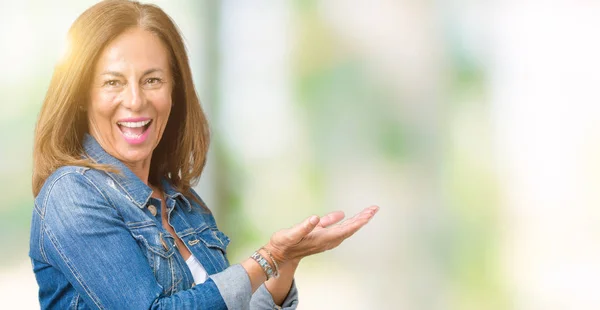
[3,1,600,309]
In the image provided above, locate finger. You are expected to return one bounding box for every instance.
[341,205,379,226]
[299,207,379,253]
[317,211,345,228]
[361,205,379,217]
[333,206,379,239]
[314,220,366,252]
[286,215,320,244]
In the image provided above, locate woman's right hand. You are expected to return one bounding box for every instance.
[264,205,379,265]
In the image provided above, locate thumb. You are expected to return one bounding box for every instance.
[287,215,320,244]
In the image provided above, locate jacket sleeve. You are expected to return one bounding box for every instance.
[250,281,299,310]
[38,171,252,310]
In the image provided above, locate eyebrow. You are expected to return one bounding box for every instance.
[100,68,164,77]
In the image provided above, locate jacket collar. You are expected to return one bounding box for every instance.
[82,134,153,208]
[82,134,193,211]
[161,178,193,211]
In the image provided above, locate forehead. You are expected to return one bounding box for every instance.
[94,27,170,73]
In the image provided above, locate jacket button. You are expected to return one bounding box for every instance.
[148,205,157,216]
[159,232,169,251]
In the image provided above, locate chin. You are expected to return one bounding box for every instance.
[117,144,154,165]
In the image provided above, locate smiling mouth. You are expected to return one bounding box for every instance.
[117,119,152,139]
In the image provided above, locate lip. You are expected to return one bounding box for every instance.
[116,117,153,145]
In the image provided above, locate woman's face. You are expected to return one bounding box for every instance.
[88,27,172,172]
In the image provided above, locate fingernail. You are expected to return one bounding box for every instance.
[309,216,319,225]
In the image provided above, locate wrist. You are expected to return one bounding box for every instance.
[258,247,280,276]
[251,250,278,280]
[288,258,300,266]
[263,242,286,265]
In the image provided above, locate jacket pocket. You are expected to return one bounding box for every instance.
[195,226,230,253]
[127,221,177,294]
[194,226,231,268]
[128,221,177,258]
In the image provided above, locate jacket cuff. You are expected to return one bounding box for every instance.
[210,264,252,310]
[250,279,299,310]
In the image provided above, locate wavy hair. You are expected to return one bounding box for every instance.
[33,0,210,200]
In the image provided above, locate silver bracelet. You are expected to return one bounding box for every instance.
[251,251,276,280]
[260,247,280,278]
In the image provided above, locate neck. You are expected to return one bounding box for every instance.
[149,183,164,199]
[123,159,152,185]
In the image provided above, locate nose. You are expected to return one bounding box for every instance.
[122,82,145,111]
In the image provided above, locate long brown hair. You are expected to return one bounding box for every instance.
[32,0,210,199]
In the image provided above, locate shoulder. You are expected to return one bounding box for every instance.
[187,187,214,213]
[36,166,112,216]
[38,166,91,196]
[184,187,220,224]
[39,166,102,196]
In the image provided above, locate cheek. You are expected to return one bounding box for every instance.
[158,96,172,116]
[88,90,119,127]
[151,91,172,121]
[157,99,172,137]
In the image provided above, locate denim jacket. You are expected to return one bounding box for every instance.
[29,134,298,309]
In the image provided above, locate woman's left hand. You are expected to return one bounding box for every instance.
[264,206,380,266]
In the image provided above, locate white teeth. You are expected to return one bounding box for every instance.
[122,131,143,139]
[117,120,151,128]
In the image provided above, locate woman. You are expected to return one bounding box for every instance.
[29,1,379,309]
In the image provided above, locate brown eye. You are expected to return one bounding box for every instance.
[103,80,122,87]
[144,77,163,89]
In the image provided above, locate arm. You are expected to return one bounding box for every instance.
[40,172,266,309]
